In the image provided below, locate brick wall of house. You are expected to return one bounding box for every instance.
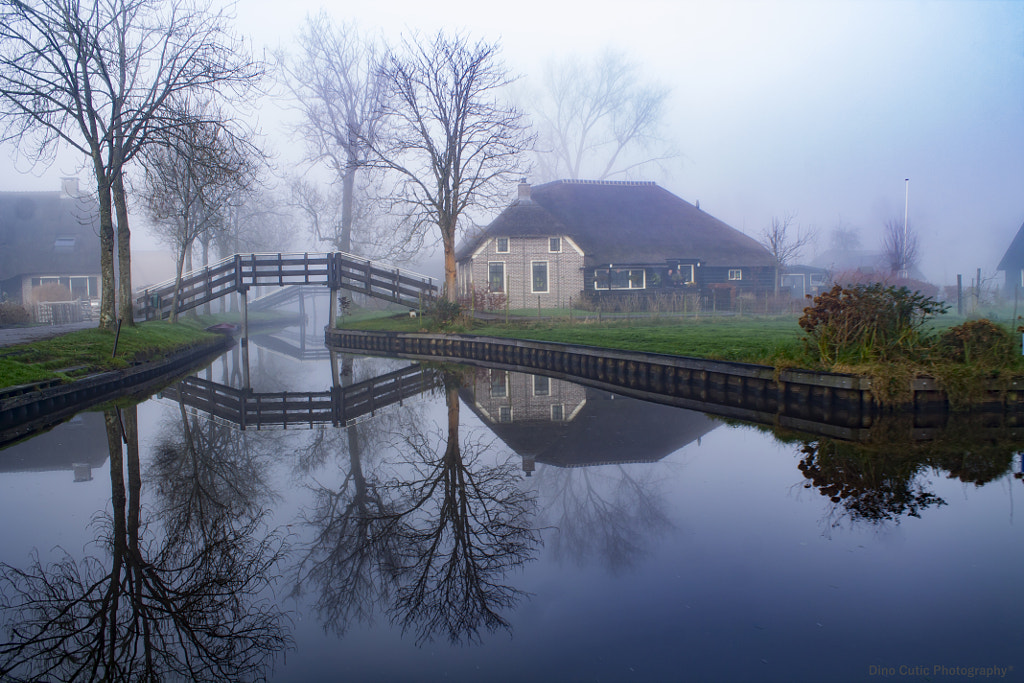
[463,236,585,309]
[470,369,587,425]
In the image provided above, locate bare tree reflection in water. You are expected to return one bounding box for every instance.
[294,371,541,645]
[534,464,672,575]
[0,406,291,682]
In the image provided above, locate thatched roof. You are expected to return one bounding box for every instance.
[0,189,100,282]
[457,180,774,267]
[997,221,1024,272]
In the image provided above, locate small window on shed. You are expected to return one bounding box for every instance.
[728,269,743,281]
[549,237,561,253]
[496,237,509,253]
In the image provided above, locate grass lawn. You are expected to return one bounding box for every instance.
[343,313,808,364]
[0,320,219,391]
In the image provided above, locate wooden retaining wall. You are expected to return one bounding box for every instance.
[0,335,235,447]
[325,329,1024,436]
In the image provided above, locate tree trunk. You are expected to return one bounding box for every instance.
[96,173,117,330]
[113,172,134,326]
[442,220,457,302]
[341,161,355,253]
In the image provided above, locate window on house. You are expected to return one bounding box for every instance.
[532,261,549,293]
[594,268,646,290]
[533,375,550,397]
[490,370,508,398]
[53,237,76,250]
[728,269,743,281]
[488,262,505,293]
[499,406,513,423]
[551,404,564,421]
[549,237,561,253]
[496,237,509,253]
[668,264,695,285]
[809,273,827,287]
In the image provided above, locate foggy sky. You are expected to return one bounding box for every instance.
[3,0,1022,286]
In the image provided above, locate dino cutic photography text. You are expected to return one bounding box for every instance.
[867,665,1013,679]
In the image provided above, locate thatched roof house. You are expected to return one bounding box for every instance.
[456,180,776,309]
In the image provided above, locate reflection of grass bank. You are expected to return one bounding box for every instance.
[0,321,219,391]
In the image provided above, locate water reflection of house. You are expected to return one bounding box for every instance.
[0,412,109,482]
[461,370,720,474]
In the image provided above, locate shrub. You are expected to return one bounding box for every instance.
[29,282,73,303]
[425,297,461,324]
[799,283,947,365]
[458,286,507,312]
[0,301,30,325]
[933,319,1014,366]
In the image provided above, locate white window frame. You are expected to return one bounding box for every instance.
[495,237,509,253]
[728,269,743,281]
[487,261,506,293]
[531,260,549,294]
[551,404,564,421]
[533,375,550,397]
[593,268,646,290]
[549,237,562,253]
[498,406,513,423]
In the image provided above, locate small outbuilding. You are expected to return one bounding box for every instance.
[455,180,777,309]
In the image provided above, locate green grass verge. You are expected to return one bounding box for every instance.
[0,320,219,391]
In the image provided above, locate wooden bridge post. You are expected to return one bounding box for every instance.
[328,253,339,329]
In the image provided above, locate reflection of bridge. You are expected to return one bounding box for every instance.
[137,252,438,321]
[161,364,440,429]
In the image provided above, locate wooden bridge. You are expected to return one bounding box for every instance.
[136,252,438,321]
[159,363,441,429]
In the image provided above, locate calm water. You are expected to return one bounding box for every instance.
[1,327,1022,682]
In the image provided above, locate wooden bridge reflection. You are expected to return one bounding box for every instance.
[161,364,441,429]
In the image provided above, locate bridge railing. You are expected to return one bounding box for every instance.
[137,251,439,321]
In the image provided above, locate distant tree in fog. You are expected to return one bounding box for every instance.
[140,100,260,321]
[758,212,816,293]
[830,220,862,252]
[530,48,677,181]
[279,14,386,254]
[882,215,919,276]
[366,32,533,301]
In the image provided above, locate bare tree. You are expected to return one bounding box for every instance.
[882,215,919,276]
[141,100,259,321]
[530,48,676,181]
[830,219,861,252]
[366,32,533,301]
[759,212,815,294]
[0,0,262,328]
[279,14,386,255]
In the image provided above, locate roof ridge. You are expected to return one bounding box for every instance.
[552,179,657,187]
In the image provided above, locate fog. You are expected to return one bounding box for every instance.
[3,0,1022,287]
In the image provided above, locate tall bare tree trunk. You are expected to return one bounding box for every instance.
[113,172,134,326]
[96,170,117,330]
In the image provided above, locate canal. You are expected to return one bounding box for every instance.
[1,322,1021,682]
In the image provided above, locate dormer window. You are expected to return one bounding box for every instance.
[496,237,509,253]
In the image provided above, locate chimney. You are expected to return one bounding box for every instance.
[517,178,532,204]
[60,177,79,199]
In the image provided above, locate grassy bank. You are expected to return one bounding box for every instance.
[0,321,219,391]
[341,313,807,363]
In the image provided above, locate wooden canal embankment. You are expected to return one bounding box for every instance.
[325,328,1024,439]
[0,335,235,447]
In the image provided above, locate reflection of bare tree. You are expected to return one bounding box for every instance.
[149,401,277,554]
[295,372,540,645]
[0,406,290,682]
[535,464,671,575]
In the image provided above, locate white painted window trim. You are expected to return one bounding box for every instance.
[495,237,510,253]
[549,237,562,253]
[728,269,743,281]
